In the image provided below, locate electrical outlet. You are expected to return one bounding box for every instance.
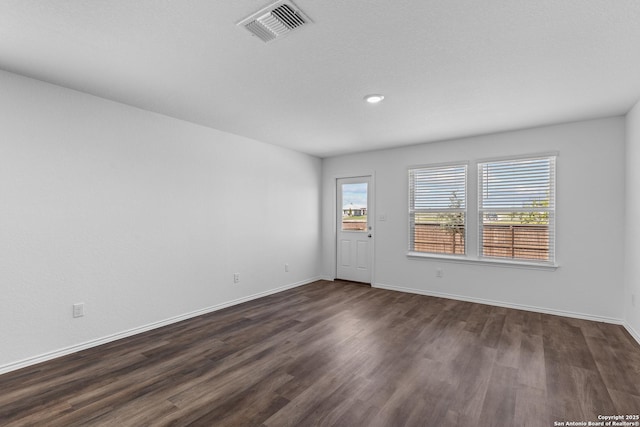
[73,303,85,318]
[233,273,240,283]
[285,263,289,272]
[436,268,443,278]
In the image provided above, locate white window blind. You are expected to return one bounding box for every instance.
[409,164,467,255]
[478,156,556,263]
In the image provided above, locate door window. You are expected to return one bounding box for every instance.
[341,183,368,231]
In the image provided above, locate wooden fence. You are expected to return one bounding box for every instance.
[482,224,549,260]
[342,220,367,231]
[414,223,465,254]
[414,223,549,261]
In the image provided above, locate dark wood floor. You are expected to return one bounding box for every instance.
[2,280,640,426]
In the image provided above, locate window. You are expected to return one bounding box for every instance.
[478,156,556,264]
[341,182,368,231]
[409,164,467,255]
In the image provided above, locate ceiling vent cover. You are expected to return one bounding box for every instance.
[238,0,312,43]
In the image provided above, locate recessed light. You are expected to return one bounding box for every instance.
[364,94,384,104]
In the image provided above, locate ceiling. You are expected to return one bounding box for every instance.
[1,1,639,158]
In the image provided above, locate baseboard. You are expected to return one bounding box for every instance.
[0,277,322,376]
[373,282,624,326]
[624,322,640,346]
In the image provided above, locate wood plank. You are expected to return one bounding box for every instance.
[477,364,518,427]
[518,333,546,390]
[514,385,550,427]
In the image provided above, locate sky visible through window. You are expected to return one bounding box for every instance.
[481,158,551,209]
[342,183,367,209]
[413,165,466,210]
[412,159,551,210]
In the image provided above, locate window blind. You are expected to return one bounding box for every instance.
[409,164,467,255]
[478,156,556,263]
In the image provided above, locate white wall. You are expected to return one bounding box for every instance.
[625,100,640,340]
[322,117,626,322]
[0,70,322,371]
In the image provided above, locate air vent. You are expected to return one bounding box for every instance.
[237,0,312,43]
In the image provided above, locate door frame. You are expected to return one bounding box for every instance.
[333,173,375,284]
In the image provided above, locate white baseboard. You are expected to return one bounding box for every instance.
[0,277,322,376]
[373,282,624,326]
[624,322,640,346]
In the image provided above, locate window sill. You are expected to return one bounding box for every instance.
[407,251,559,271]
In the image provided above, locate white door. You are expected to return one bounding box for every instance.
[336,177,372,283]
